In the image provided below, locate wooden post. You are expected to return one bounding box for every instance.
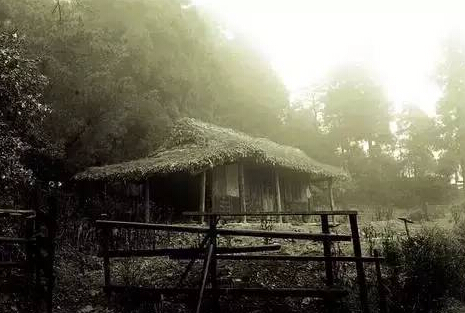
[238,163,247,223]
[199,171,206,224]
[144,180,150,223]
[209,215,220,311]
[327,178,335,211]
[306,181,312,223]
[349,214,369,313]
[321,214,333,286]
[274,169,283,223]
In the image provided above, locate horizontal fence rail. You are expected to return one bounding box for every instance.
[104,285,349,299]
[183,210,358,217]
[101,244,281,258]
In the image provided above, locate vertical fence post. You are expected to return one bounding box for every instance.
[349,214,369,313]
[25,216,34,279]
[25,215,36,310]
[374,249,387,313]
[209,214,219,311]
[321,214,333,286]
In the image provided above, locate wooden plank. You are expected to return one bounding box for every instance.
[196,243,214,313]
[103,244,281,258]
[199,171,206,224]
[274,169,283,223]
[95,220,210,233]
[0,261,28,268]
[349,214,369,313]
[182,210,358,217]
[0,209,35,217]
[215,228,352,241]
[238,163,247,223]
[214,255,384,262]
[104,285,348,299]
[0,237,32,243]
[144,180,150,223]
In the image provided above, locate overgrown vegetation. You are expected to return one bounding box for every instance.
[3,1,465,312]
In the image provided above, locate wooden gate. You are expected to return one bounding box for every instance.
[97,210,386,313]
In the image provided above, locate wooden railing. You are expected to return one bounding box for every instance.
[96,210,387,313]
[0,207,56,313]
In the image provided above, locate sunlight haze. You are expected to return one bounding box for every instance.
[196,0,465,115]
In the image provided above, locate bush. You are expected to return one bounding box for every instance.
[382,226,465,313]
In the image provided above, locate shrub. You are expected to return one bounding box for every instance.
[382,226,465,313]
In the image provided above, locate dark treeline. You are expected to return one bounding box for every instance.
[1,0,464,209]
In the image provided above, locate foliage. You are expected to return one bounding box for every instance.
[436,34,465,190]
[0,0,290,179]
[0,32,53,206]
[320,65,392,157]
[381,226,465,313]
[397,106,438,178]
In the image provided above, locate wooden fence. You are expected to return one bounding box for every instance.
[96,210,387,313]
[0,206,56,313]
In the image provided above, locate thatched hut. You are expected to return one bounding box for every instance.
[74,118,347,222]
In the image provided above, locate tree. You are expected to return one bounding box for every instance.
[436,34,465,191]
[0,0,289,177]
[397,105,437,178]
[0,32,51,206]
[320,65,392,158]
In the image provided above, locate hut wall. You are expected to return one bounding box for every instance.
[211,164,310,214]
[281,172,309,212]
[212,164,240,213]
[244,166,274,213]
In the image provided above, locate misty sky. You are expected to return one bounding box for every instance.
[195,0,465,115]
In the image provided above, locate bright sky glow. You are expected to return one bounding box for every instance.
[195,0,465,115]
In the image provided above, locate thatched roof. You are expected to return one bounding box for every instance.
[73,118,347,181]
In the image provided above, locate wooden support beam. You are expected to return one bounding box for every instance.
[274,169,283,223]
[199,171,206,224]
[307,181,312,213]
[328,178,335,211]
[238,163,247,223]
[144,180,150,223]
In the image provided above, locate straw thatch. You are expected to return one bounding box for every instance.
[73,118,347,181]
